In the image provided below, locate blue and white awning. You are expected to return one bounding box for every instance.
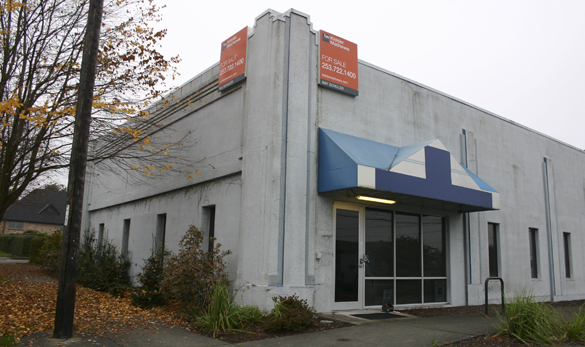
[318,128,499,212]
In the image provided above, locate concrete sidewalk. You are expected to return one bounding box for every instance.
[237,312,499,347]
[0,256,30,264]
[18,312,500,347]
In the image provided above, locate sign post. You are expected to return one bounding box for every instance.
[319,30,359,96]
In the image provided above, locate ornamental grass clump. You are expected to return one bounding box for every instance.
[498,293,585,345]
[196,281,264,337]
[563,308,585,341]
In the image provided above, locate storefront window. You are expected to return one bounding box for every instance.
[367,209,446,305]
[423,215,446,277]
[334,206,447,307]
[365,208,393,277]
[396,213,421,277]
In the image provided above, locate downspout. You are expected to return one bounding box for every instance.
[272,15,292,287]
[305,29,316,286]
[462,129,471,306]
[552,161,563,297]
[543,157,556,301]
[475,137,482,284]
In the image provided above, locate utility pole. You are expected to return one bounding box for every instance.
[53,0,104,339]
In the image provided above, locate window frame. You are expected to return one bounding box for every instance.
[487,223,500,278]
[98,223,105,245]
[202,206,216,252]
[8,221,24,230]
[155,214,167,253]
[529,228,539,279]
[121,219,131,259]
[563,232,572,279]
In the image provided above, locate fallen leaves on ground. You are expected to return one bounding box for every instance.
[0,263,191,341]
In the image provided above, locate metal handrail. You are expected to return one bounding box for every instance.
[484,277,506,315]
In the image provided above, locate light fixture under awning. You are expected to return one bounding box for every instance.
[318,128,500,212]
[357,196,396,204]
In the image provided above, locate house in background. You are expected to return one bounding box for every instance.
[1,189,67,234]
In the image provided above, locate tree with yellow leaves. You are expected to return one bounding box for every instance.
[0,0,184,221]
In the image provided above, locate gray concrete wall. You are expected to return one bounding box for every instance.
[86,65,244,212]
[87,174,242,281]
[315,57,585,306]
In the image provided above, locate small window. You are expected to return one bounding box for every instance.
[488,223,499,277]
[121,219,131,259]
[98,223,105,245]
[155,214,166,253]
[529,228,539,278]
[202,206,216,252]
[8,221,24,229]
[563,232,572,278]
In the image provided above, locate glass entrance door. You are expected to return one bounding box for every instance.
[333,203,448,310]
[333,206,363,310]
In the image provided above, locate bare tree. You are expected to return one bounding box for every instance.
[0,0,184,220]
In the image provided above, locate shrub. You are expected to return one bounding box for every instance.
[0,234,40,257]
[77,229,131,296]
[29,236,46,264]
[197,281,264,337]
[131,245,170,309]
[161,225,231,313]
[263,295,316,332]
[36,231,63,274]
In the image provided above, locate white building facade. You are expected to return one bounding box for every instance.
[83,9,585,313]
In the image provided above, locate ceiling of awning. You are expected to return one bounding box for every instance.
[318,128,500,212]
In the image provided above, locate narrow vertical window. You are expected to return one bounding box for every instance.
[122,219,131,259]
[563,232,572,278]
[98,223,105,246]
[529,228,539,278]
[335,209,359,303]
[488,223,499,277]
[156,214,167,253]
[203,206,216,252]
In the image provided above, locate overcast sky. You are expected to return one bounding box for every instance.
[153,1,585,150]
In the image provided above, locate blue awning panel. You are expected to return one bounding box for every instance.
[318,128,500,211]
[320,128,400,170]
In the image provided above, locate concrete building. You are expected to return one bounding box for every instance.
[82,9,585,312]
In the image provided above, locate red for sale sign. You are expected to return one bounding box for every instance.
[319,30,359,96]
[219,27,248,91]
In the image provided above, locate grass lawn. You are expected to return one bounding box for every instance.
[0,334,16,346]
[0,251,11,257]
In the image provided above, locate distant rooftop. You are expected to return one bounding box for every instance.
[3,189,67,225]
